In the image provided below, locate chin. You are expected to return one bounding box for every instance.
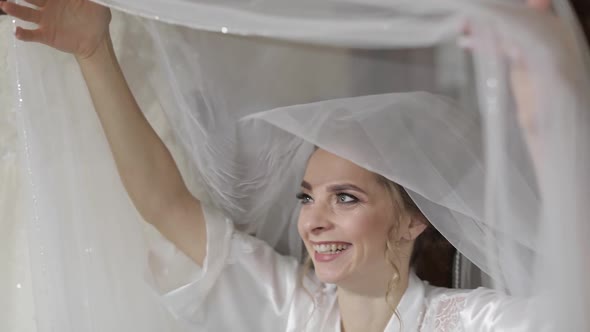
[314,269,345,284]
[311,259,355,285]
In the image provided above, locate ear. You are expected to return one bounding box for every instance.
[401,214,428,242]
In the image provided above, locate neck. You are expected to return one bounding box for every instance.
[337,274,409,332]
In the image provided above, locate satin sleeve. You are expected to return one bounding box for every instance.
[422,286,557,332]
[144,204,315,331]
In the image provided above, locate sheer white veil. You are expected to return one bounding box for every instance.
[4,0,590,331]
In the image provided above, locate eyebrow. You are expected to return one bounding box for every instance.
[300,181,368,195]
[301,180,312,190]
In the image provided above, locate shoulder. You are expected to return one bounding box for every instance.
[420,285,471,332]
[421,284,529,332]
[422,284,480,310]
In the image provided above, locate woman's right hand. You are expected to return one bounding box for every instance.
[0,0,111,59]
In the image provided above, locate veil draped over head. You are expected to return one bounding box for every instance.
[3,0,590,331]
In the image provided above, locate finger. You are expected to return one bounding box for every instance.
[1,2,42,24]
[23,0,48,8]
[527,0,552,11]
[15,26,44,43]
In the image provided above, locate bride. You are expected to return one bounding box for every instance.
[1,0,559,331]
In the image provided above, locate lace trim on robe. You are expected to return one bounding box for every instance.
[421,293,466,332]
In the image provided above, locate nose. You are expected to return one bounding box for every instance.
[299,202,334,236]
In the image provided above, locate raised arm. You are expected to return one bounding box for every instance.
[461,0,552,175]
[1,0,207,265]
[509,0,552,174]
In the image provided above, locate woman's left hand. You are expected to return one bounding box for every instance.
[509,0,552,143]
[461,0,553,170]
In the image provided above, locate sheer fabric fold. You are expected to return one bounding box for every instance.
[6,0,590,330]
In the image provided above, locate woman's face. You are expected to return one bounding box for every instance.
[297,149,406,290]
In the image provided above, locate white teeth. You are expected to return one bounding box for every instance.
[313,243,350,254]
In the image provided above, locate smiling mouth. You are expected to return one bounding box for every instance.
[313,243,351,254]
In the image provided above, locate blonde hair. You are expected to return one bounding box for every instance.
[377,175,421,330]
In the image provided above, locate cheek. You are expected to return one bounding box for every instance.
[296,209,310,240]
[343,210,391,244]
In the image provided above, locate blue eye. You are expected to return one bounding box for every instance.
[296,193,313,205]
[337,193,358,204]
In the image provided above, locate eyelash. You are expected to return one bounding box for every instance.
[295,192,359,205]
[296,192,313,205]
[337,193,358,204]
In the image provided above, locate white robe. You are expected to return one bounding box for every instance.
[146,204,551,331]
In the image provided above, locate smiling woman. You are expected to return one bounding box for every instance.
[297,149,425,298]
[296,149,436,330]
